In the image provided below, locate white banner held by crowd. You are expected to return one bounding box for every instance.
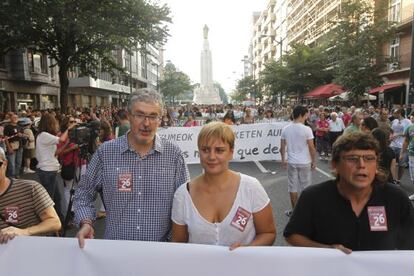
[158,122,289,164]
[0,237,413,276]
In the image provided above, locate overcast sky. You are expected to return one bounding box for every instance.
[161,0,268,93]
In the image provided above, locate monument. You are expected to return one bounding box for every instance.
[193,25,222,105]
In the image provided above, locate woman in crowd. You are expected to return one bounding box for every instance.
[240,108,255,124]
[96,120,113,147]
[315,112,330,160]
[36,113,75,221]
[372,127,396,183]
[171,122,276,249]
[57,116,80,214]
[183,114,198,127]
[21,118,36,173]
[361,117,378,133]
[160,110,174,127]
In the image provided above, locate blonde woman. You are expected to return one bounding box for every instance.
[172,122,276,249]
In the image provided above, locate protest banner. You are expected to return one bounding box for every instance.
[158,122,289,164]
[0,236,413,276]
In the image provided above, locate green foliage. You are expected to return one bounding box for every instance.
[327,0,395,100]
[214,82,228,104]
[234,75,256,102]
[0,0,171,111]
[159,62,192,104]
[260,43,332,100]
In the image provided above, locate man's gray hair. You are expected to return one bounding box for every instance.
[0,147,5,160]
[127,88,164,113]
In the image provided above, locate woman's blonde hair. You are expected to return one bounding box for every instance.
[198,122,235,149]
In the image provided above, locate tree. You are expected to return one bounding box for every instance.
[260,43,332,102]
[159,62,192,105]
[214,82,228,104]
[0,0,171,112]
[327,0,395,101]
[235,75,256,101]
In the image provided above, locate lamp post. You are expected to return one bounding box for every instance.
[152,62,160,93]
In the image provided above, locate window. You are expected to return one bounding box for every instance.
[27,50,48,74]
[389,36,400,70]
[389,0,401,22]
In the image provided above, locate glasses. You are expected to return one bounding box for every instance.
[342,155,377,165]
[69,120,76,123]
[130,113,160,123]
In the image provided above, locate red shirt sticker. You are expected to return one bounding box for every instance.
[230,207,252,232]
[117,173,133,192]
[367,206,388,231]
[4,206,19,224]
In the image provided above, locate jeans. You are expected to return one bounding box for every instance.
[36,169,63,222]
[6,147,23,178]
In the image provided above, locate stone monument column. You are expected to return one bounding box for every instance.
[193,25,222,105]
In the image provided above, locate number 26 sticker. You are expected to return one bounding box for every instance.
[230,207,251,232]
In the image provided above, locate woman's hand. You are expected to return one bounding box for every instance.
[229,242,245,251]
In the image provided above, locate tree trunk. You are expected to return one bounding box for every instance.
[58,65,69,113]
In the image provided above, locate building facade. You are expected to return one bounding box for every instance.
[0,49,60,111]
[0,45,161,112]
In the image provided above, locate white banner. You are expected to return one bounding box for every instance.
[0,237,413,276]
[158,122,289,164]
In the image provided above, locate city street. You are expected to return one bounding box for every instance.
[19,157,414,246]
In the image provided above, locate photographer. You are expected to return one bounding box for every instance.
[35,113,76,223]
[57,116,81,213]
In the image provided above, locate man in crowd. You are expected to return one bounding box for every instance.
[401,117,414,201]
[0,147,61,244]
[280,105,316,217]
[115,109,130,138]
[390,108,411,185]
[344,112,363,134]
[74,88,190,248]
[284,132,414,253]
[4,113,24,178]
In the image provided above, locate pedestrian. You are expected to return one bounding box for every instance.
[171,122,276,249]
[284,132,414,253]
[390,108,411,185]
[280,105,316,217]
[4,113,24,178]
[74,88,190,248]
[0,147,61,244]
[36,113,76,223]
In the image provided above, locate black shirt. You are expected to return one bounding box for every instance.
[284,180,414,250]
[3,124,22,143]
[379,147,395,181]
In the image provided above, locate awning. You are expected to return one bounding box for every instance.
[304,84,345,99]
[368,83,403,94]
[328,92,377,101]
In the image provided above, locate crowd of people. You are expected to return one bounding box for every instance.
[1,91,414,254]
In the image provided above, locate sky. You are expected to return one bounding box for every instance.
[161,0,268,93]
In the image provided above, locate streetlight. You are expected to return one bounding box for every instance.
[260,35,284,62]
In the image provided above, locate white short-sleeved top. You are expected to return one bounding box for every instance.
[171,173,270,246]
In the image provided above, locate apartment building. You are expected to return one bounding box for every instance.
[376,0,413,106]
[250,0,277,80]
[69,45,162,108]
[0,49,60,112]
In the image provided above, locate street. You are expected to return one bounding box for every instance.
[45,158,414,246]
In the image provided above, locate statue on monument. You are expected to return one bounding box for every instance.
[203,25,209,39]
[193,24,222,105]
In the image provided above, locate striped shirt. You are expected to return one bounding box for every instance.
[0,179,54,230]
[74,134,190,241]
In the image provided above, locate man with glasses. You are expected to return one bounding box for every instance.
[284,132,414,253]
[0,147,61,244]
[74,88,190,248]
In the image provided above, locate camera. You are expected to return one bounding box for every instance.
[69,120,101,156]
